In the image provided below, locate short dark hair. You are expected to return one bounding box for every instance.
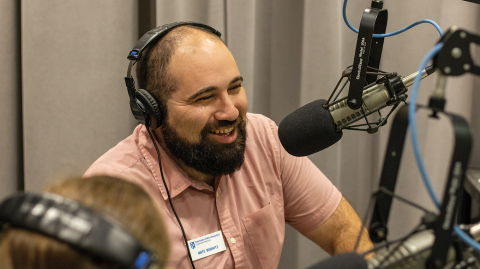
[135,26,223,118]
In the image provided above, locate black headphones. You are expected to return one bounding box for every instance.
[125,22,222,130]
[0,192,157,269]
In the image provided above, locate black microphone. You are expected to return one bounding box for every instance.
[279,99,342,157]
[278,67,435,157]
[305,252,368,269]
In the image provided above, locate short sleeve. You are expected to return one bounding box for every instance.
[266,119,342,234]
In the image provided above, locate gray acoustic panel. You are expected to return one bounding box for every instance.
[156,0,225,33]
[21,0,138,191]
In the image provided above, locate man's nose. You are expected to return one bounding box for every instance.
[214,93,239,121]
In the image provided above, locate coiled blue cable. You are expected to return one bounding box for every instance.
[343,0,443,37]
[408,43,480,252]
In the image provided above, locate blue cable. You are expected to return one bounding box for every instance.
[343,0,443,37]
[408,43,480,252]
[455,225,480,252]
[408,43,444,209]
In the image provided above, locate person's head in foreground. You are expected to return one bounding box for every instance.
[0,176,170,269]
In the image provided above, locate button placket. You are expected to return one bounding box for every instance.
[215,181,249,268]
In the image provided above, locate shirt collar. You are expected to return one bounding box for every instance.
[138,126,215,200]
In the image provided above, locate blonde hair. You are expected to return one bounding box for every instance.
[0,176,170,269]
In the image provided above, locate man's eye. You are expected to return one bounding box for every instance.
[229,84,242,91]
[197,95,213,101]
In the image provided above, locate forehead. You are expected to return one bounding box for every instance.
[167,33,240,97]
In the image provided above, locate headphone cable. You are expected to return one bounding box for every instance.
[146,128,197,269]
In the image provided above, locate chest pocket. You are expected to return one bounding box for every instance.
[241,194,285,269]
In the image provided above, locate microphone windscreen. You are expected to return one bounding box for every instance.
[278,99,343,157]
[305,253,368,269]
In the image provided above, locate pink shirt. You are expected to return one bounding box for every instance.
[84,113,342,269]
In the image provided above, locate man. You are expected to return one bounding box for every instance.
[85,25,373,268]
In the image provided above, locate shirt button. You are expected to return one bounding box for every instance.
[230,238,236,244]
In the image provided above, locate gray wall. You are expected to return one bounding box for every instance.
[20,0,138,191]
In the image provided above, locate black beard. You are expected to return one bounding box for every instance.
[161,116,247,176]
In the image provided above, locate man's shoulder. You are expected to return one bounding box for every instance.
[245,112,281,152]
[246,112,277,132]
[84,126,145,178]
[246,112,274,122]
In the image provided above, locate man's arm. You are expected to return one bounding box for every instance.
[303,196,374,256]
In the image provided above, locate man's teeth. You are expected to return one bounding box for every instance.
[212,127,234,134]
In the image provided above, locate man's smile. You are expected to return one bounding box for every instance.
[208,125,237,143]
[210,126,234,134]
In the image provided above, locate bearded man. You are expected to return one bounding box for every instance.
[84,23,373,269]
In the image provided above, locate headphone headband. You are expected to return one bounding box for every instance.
[127,21,221,62]
[0,192,157,269]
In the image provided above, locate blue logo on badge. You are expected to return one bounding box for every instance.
[190,242,195,249]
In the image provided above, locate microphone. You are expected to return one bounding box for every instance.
[306,223,480,269]
[366,224,480,269]
[306,252,368,269]
[278,67,435,157]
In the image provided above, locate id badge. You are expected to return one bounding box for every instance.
[187,230,227,261]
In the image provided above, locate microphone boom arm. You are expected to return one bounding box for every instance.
[367,103,472,269]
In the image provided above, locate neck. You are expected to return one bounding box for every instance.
[153,129,215,186]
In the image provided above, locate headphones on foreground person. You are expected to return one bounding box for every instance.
[0,192,158,269]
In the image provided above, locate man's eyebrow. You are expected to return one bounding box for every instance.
[230,76,243,85]
[188,76,244,100]
[188,86,217,100]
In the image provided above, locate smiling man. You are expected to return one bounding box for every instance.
[84,24,373,268]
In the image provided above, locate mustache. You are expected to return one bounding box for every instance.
[200,117,243,138]
[206,118,239,129]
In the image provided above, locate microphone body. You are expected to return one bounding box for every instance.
[330,68,432,131]
[278,68,434,156]
[303,223,480,269]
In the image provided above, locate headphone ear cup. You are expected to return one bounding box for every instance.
[135,89,163,129]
